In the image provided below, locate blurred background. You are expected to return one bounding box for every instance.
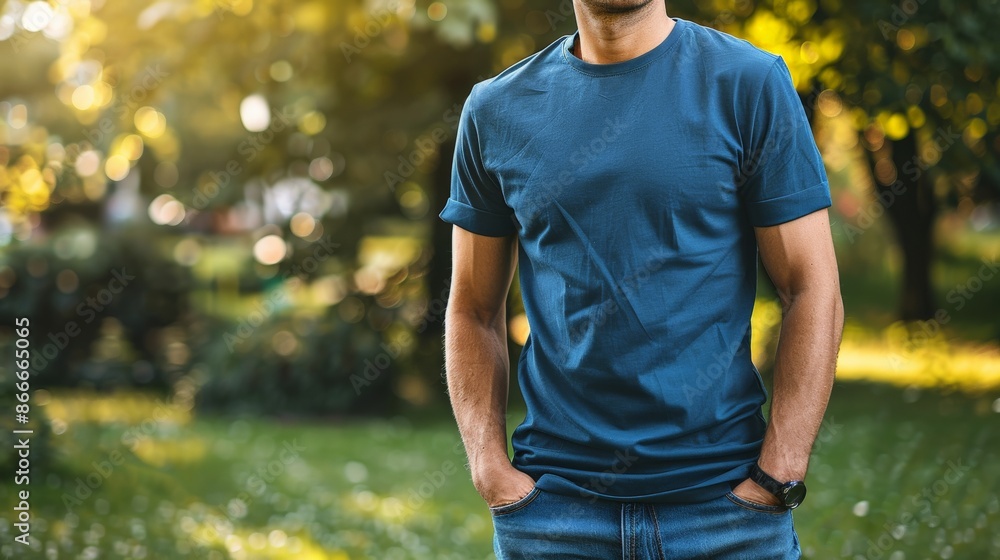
[0,0,998,558]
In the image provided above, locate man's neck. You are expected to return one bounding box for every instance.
[572,1,674,64]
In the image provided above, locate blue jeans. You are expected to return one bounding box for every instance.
[491,486,801,559]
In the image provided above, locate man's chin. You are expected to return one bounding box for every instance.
[578,0,656,16]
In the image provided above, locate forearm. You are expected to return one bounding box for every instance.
[758,287,844,481]
[444,309,513,480]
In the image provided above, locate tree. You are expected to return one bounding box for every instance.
[676,0,1000,320]
[830,0,1000,320]
[0,0,573,403]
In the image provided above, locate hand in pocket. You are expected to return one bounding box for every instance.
[476,464,537,508]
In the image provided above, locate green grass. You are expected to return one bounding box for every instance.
[2,381,1000,559]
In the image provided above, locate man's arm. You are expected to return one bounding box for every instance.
[444,225,536,507]
[733,208,845,506]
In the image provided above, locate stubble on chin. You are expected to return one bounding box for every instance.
[577,0,656,17]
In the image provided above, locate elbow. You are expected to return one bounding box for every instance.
[783,282,845,333]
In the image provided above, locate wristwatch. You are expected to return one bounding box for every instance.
[749,463,807,509]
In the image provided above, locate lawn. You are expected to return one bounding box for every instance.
[3,229,998,558]
[2,381,999,559]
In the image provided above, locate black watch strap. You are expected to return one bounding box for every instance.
[749,463,783,495]
[749,463,807,508]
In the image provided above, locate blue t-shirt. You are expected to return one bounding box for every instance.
[439,17,832,503]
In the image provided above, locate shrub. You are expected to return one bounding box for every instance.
[193,303,400,417]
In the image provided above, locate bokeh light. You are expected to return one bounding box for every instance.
[104,154,131,181]
[289,212,316,238]
[253,234,287,265]
[240,94,271,132]
[427,2,447,21]
[148,194,186,225]
[135,106,168,138]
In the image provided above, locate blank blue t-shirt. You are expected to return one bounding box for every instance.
[439,17,832,503]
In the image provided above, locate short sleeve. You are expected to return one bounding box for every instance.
[438,85,517,237]
[739,56,832,227]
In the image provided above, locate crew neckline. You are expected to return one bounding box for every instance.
[561,17,687,77]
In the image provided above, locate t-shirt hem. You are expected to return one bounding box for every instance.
[526,461,756,505]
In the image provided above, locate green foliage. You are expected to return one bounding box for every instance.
[193,302,399,417]
[827,0,1000,191]
[0,225,193,389]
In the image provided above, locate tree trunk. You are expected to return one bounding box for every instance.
[424,70,478,341]
[425,134,455,339]
[397,133,453,406]
[873,133,938,321]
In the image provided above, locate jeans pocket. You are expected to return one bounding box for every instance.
[489,487,541,517]
[724,491,789,515]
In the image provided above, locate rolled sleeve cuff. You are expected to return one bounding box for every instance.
[746,182,832,227]
[439,198,517,237]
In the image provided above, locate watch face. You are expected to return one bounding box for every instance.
[781,482,807,508]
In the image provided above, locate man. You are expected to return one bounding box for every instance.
[439,0,844,557]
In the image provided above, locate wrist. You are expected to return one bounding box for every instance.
[756,455,807,482]
[749,462,808,509]
[471,455,514,484]
[745,480,782,504]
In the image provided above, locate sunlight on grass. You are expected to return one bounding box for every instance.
[748,298,1000,392]
[342,489,422,526]
[41,386,194,427]
[836,322,1000,391]
[750,298,783,367]
[188,519,341,560]
[131,437,210,467]
[9,384,999,558]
